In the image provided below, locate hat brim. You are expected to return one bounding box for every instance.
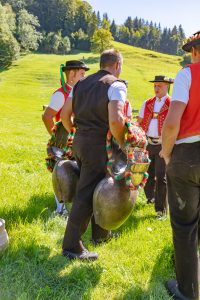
[62,66,90,72]
[182,39,200,52]
[149,80,173,84]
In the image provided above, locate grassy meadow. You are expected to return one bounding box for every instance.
[0,42,182,300]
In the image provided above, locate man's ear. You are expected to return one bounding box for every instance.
[115,61,120,70]
[192,46,197,56]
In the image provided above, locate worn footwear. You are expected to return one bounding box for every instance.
[165,279,191,300]
[156,211,167,221]
[147,198,155,204]
[92,232,120,245]
[62,249,98,261]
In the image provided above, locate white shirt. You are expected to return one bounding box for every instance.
[139,95,168,138]
[48,84,73,112]
[172,67,200,144]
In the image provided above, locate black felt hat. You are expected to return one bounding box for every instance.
[149,75,174,84]
[182,31,200,52]
[62,60,89,71]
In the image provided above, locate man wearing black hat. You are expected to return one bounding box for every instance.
[42,60,89,215]
[60,49,127,260]
[161,31,200,300]
[42,60,89,135]
[138,75,173,220]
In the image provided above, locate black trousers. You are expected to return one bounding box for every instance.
[166,141,200,300]
[62,133,110,252]
[144,144,167,213]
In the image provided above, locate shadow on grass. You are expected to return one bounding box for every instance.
[119,245,174,300]
[0,243,103,300]
[0,193,55,230]
[117,200,155,235]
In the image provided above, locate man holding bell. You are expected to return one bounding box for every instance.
[61,49,129,261]
[42,60,89,215]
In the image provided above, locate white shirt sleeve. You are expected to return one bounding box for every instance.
[69,88,73,98]
[49,91,65,111]
[108,81,127,103]
[171,68,191,104]
[138,101,146,118]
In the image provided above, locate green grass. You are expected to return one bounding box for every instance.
[0,42,181,299]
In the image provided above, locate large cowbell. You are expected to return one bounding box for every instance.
[52,160,79,203]
[93,141,137,230]
[93,177,137,230]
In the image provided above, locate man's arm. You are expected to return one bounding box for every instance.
[161,101,186,164]
[60,97,73,132]
[108,100,126,147]
[137,101,145,124]
[42,107,57,135]
[137,117,143,124]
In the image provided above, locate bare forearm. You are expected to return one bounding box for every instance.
[42,115,54,135]
[109,118,125,146]
[162,122,180,157]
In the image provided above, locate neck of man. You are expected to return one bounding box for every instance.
[101,67,119,78]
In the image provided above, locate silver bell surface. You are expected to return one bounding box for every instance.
[52,159,79,203]
[0,218,9,252]
[93,177,137,230]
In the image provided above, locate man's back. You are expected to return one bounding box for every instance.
[73,70,120,135]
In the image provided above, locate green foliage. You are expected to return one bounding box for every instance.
[91,28,114,53]
[71,29,90,51]
[0,3,20,68]
[17,9,42,52]
[0,0,186,57]
[180,53,192,67]
[40,31,71,54]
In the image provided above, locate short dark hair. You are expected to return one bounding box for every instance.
[100,49,122,68]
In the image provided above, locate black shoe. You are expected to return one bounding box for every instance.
[156,211,167,221]
[62,249,98,261]
[92,232,120,245]
[165,279,191,300]
[147,198,155,204]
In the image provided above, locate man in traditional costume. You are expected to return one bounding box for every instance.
[42,60,89,215]
[60,49,128,260]
[138,75,173,219]
[161,31,200,300]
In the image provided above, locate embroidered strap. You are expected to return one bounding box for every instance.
[106,120,150,190]
[63,127,76,159]
[46,122,76,172]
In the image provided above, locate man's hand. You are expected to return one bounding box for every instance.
[42,106,57,135]
[159,150,170,165]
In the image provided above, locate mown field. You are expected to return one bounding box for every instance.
[0,41,182,300]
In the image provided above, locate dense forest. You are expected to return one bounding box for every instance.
[0,0,187,67]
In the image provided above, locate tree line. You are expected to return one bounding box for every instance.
[0,0,186,68]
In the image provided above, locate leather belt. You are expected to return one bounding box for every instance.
[152,112,159,119]
[147,136,161,145]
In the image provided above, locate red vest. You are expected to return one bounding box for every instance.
[140,96,171,136]
[178,62,200,140]
[54,84,71,122]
